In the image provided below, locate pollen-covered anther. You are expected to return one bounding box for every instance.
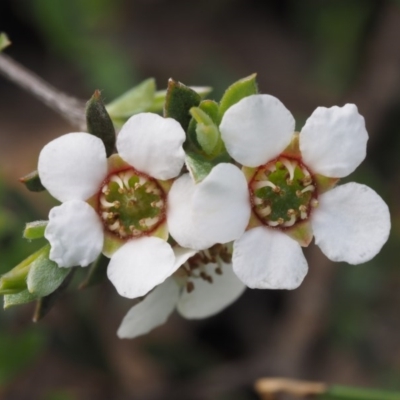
[118,187,126,194]
[215,266,223,275]
[113,201,120,209]
[299,205,308,220]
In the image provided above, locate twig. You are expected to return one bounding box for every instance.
[0,53,86,129]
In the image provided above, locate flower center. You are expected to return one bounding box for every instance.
[98,168,166,239]
[249,156,318,228]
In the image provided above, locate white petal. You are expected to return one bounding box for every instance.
[116,113,185,180]
[177,262,246,319]
[167,174,219,250]
[117,278,180,339]
[38,133,107,202]
[107,237,176,299]
[312,182,390,264]
[220,94,295,167]
[45,200,104,268]
[300,104,368,178]
[192,163,251,245]
[233,227,308,289]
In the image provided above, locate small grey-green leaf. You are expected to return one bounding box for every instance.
[164,79,201,131]
[106,78,156,119]
[23,220,48,240]
[4,289,38,309]
[218,73,258,121]
[19,170,45,192]
[27,244,70,297]
[185,151,231,183]
[86,90,116,157]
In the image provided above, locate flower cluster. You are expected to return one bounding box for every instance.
[16,77,391,338]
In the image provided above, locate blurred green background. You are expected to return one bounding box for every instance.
[0,0,400,399]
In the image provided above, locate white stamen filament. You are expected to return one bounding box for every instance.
[301,185,315,194]
[299,205,307,220]
[109,220,120,231]
[258,205,271,217]
[110,175,124,188]
[253,196,264,205]
[122,171,134,188]
[253,180,277,190]
[100,196,115,208]
[151,200,164,208]
[283,214,296,227]
[281,158,297,181]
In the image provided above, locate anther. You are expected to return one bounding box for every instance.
[118,187,126,194]
[113,201,120,209]
[215,267,223,275]
[299,205,308,220]
[311,199,319,208]
[296,190,303,198]
[186,281,195,293]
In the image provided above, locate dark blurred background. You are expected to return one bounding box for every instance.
[0,0,400,399]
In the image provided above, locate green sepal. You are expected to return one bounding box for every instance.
[26,244,70,297]
[19,170,45,192]
[23,220,48,240]
[79,254,109,290]
[218,73,258,122]
[86,90,116,157]
[33,270,75,322]
[190,107,220,156]
[106,78,156,119]
[148,86,212,114]
[0,33,11,52]
[0,246,47,294]
[4,289,39,309]
[185,151,231,183]
[164,79,201,131]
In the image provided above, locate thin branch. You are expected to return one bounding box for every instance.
[0,53,86,129]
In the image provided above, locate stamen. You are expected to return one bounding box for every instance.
[122,171,134,188]
[151,200,164,208]
[301,185,315,194]
[109,220,120,231]
[268,218,284,227]
[258,205,272,217]
[113,201,120,209]
[118,187,126,194]
[253,196,264,205]
[299,205,308,220]
[253,180,277,190]
[110,175,124,188]
[100,196,115,208]
[283,211,296,227]
[139,217,159,228]
[186,281,195,293]
[311,199,319,208]
[281,158,297,181]
[102,185,110,195]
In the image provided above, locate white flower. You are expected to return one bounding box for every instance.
[117,247,246,339]
[168,95,391,290]
[38,113,191,299]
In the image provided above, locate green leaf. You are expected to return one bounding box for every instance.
[164,79,201,131]
[86,90,116,157]
[33,269,75,322]
[0,33,11,52]
[185,151,231,183]
[106,78,156,119]
[190,107,220,156]
[26,244,70,297]
[23,220,48,240]
[148,86,212,113]
[19,170,45,192]
[218,73,258,121]
[79,254,109,289]
[4,289,39,308]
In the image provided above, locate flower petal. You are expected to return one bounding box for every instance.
[117,278,180,339]
[107,237,175,299]
[177,262,246,319]
[312,182,391,264]
[116,113,185,180]
[233,226,308,289]
[220,94,295,167]
[167,173,219,250]
[45,200,104,268]
[300,104,368,178]
[38,133,107,202]
[192,163,251,245]
[173,246,197,270]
